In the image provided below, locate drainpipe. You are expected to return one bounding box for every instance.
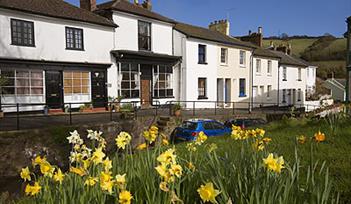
[277,64,280,106]
[249,49,254,112]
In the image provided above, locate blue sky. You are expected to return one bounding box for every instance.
[68,0,351,37]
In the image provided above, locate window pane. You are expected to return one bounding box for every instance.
[82,87,89,94]
[73,86,81,93]
[31,79,43,86]
[16,78,30,86]
[16,71,29,77]
[82,79,89,86]
[64,79,72,87]
[121,63,129,71]
[121,82,130,89]
[73,78,81,86]
[17,87,30,95]
[82,72,89,78]
[31,71,43,78]
[2,70,15,77]
[121,90,131,98]
[31,87,43,95]
[73,72,81,78]
[2,87,15,95]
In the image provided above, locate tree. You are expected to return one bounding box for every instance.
[280,33,289,39]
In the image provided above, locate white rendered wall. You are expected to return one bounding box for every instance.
[252,57,279,106]
[306,66,317,95]
[0,9,115,64]
[112,11,173,55]
[279,65,307,105]
[217,45,251,108]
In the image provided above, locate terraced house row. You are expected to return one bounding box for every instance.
[0,0,316,112]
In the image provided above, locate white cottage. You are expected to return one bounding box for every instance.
[94,0,181,107]
[0,0,116,112]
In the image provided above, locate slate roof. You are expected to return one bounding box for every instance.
[253,48,280,59]
[174,22,255,49]
[97,0,175,24]
[270,50,308,67]
[0,0,116,27]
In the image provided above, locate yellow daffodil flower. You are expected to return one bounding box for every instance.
[84,177,98,187]
[162,139,169,146]
[20,167,31,182]
[186,143,197,152]
[40,161,54,177]
[119,190,133,204]
[25,182,41,196]
[136,143,147,150]
[32,156,45,167]
[159,181,169,192]
[157,148,176,165]
[70,166,86,177]
[263,153,285,173]
[297,135,307,144]
[91,147,106,164]
[103,158,112,172]
[53,168,64,184]
[187,162,196,172]
[170,164,183,178]
[252,139,265,151]
[197,182,220,204]
[115,132,132,150]
[115,174,126,188]
[195,131,208,145]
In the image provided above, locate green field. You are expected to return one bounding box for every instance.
[262,38,318,57]
[14,115,351,204]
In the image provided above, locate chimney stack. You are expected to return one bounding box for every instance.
[208,19,230,36]
[258,27,262,34]
[142,0,152,10]
[239,26,263,47]
[80,0,96,11]
[134,0,139,5]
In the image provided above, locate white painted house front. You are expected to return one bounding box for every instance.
[271,51,308,107]
[306,65,317,97]
[252,50,280,107]
[95,0,181,107]
[0,0,116,112]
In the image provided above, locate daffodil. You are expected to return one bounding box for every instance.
[103,158,112,172]
[20,167,31,182]
[195,131,208,145]
[40,161,54,177]
[186,143,197,152]
[119,190,133,204]
[91,147,105,164]
[297,135,307,144]
[187,162,196,172]
[70,166,86,177]
[157,148,176,165]
[100,171,114,193]
[207,143,218,153]
[197,182,220,204]
[252,139,265,151]
[262,137,272,144]
[84,176,98,187]
[53,168,65,184]
[263,153,285,173]
[25,182,41,196]
[162,139,169,146]
[87,130,103,141]
[115,132,132,150]
[159,181,169,192]
[314,131,326,143]
[67,130,83,145]
[170,164,183,178]
[256,128,265,137]
[115,174,126,188]
[32,156,45,167]
[136,143,147,150]
[82,158,92,170]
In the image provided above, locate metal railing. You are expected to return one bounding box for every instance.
[0,100,320,131]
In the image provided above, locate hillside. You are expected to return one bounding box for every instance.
[262,37,347,79]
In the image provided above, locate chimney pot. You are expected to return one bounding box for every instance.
[258,27,262,34]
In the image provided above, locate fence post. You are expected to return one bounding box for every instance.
[232,102,235,115]
[193,101,195,116]
[215,102,217,115]
[16,103,19,130]
[69,103,72,125]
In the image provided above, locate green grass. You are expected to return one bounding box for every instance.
[262,39,318,57]
[13,117,351,204]
[176,117,351,203]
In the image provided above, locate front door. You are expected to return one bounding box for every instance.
[141,79,151,107]
[45,71,63,109]
[140,64,152,107]
[91,71,107,108]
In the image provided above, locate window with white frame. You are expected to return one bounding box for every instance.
[220,48,228,64]
[198,78,207,99]
[239,50,246,66]
[256,59,261,74]
[283,67,287,81]
[120,63,140,99]
[63,71,90,95]
[267,85,272,98]
[153,65,173,98]
[267,60,272,75]
[0,69,44,96]
[298,68,302,81]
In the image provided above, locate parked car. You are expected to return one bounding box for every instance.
[224,118,266,129]
[171,119,231,142]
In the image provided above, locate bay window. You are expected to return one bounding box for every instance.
[153,65,173,98]
[63,71,90,96]
[120,63,140,99]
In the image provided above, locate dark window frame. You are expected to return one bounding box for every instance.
[198,77,207,99]
[10,18,35,47]
[239,78,246,97]
[138,20,152,51]
[65,27,84,51]
[198,44,207,64]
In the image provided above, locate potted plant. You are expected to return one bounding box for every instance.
[172,102,182,117]
[79,103,93,113]
[120,103,135,119]
[108,96,123,112]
